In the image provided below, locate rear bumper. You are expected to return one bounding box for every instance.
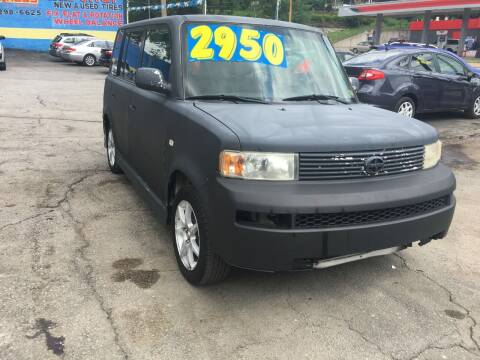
[357,89,397,111]
[49,49,59,57]
[205,164,456,271]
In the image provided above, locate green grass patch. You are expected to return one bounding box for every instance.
[327,26,371,44]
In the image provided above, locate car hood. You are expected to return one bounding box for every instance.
[194,102,438,152]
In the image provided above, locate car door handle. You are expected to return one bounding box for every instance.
[111,93,116,98]
[129,104,136,111]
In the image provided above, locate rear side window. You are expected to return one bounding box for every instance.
[64,37,75,44]
[141,27,171,81]
[437,54,466,75]
[344,50,403,66]
[387,56,410,69]
[120,30,144,82]
[410,53,435,73]
[92,41,106,48]
[111,30,124,75]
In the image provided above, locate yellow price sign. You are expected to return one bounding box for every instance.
[188,24,287,67]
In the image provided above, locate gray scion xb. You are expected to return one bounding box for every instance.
[103,15,456,285]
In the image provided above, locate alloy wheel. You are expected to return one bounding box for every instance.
[85,55,95,66]
[474,96,480,116]
[398,101,414,118]
[107,129,115,166]
[175,200,200,271]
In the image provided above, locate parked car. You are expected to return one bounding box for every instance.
[99,48,113,67]
[103,16,455,285]
[372,42,480,76]
[0,35,6,71]
[336,50,356,62]
[49,33,94,58]
[351,41,372,54]
[61,40,113,66]
[343,48,480,118]
[444,39,459,53]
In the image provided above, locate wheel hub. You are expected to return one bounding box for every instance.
[175,200,200,270]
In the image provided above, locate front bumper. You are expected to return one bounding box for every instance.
[205,164,456,271]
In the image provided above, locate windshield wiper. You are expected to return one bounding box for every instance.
[282,94,349,104]
[186,94,268,104]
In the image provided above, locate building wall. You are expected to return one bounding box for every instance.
[0,0,124,51]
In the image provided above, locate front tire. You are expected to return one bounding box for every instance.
[83,54,96,67]
[172,186,230,285]
[106,127,122,174]
[0,62,6,71]
[395,97,416,118]
[465,94,480,119]
[352,48,358,54]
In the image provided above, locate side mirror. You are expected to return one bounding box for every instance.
[135,67,170,94]
[467,71,475,81]
[349,77,360,92]
[0,36,5,40]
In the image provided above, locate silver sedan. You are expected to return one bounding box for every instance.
[60,39,113,67]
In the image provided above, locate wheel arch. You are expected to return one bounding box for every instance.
[166,169,194,224]
[102,113,110,148]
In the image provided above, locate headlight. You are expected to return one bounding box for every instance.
[219,150,297,180]
[423,140,442,169]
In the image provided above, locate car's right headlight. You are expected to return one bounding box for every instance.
[423,140,442,169]
[219,150,297,181]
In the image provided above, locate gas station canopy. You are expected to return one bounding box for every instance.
[339,0,480,17]
[338,0,480,54]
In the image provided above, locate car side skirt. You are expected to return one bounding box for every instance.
[117,153,168,223]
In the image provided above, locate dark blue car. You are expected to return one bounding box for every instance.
[344,48,480,118]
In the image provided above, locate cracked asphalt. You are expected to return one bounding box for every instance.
[1,50,480,360]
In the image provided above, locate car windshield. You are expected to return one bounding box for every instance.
[184,22,355,104]
[344,50,404,66]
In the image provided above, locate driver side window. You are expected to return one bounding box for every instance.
[437,54,466,75]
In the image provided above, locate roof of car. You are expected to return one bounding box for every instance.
[368,47,460,56]
[120,15,322,33]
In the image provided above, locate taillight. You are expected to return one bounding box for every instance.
[53,42,63,48]
[358,69,385,81]
[106,50,112,56]
[66,47,76,52]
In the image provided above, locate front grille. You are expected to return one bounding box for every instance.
[299,146,424,180]
[294,196,449,229]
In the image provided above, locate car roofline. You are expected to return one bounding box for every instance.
[119,14,323,34]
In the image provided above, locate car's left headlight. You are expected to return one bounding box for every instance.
[423,140,442,169]
[219,150,297,180]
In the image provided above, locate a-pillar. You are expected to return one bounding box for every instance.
[458,8,471,57]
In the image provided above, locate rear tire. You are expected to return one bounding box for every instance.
[106,127,122,174]
[395,97,416,118]
[0,62,6,71]
[352,48,358,54]
[83,54,96,67]
[172,186,230,285]
[465,94,480,119]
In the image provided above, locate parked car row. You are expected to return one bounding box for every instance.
[49,33,113,67]
[343,47,480,119]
